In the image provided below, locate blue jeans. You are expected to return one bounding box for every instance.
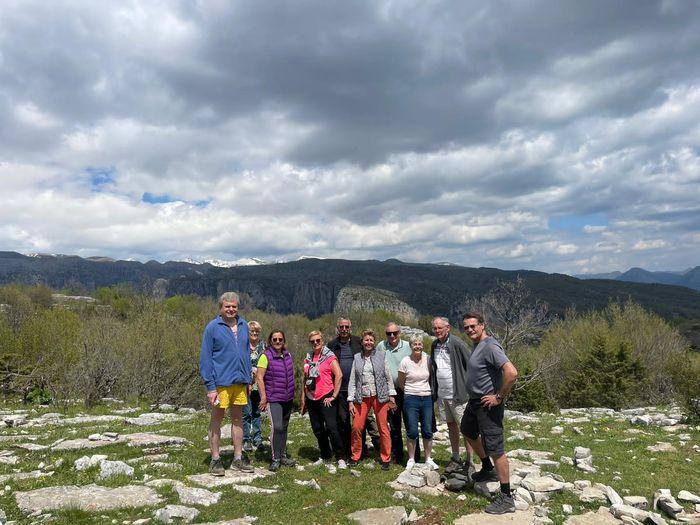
[403,394,433,440]
[243,390,262,445]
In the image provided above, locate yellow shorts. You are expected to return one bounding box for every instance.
[216,384,248,408]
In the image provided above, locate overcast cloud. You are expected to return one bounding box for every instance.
[1,0,699,273]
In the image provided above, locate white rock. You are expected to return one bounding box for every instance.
[98,460,135,480]
[74,455,108,471]
[623,496,648,509]
[678,490,700,504]
[562,504,573,514]
[294,479,321,491]
[154,504,199,523]
[174,486,221,507]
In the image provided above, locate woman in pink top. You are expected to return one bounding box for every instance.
[300,330,347,467]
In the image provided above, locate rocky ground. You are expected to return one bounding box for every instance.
[0,402,697,524]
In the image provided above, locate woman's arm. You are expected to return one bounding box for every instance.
[397,370,406,392]
[347,362,356,415]
[324,360,343,407]
[256,366,268,411]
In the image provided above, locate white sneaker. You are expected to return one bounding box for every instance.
[405,458,416,470]
[337,459,348,469]
[312,458,324,466]
[425,458,439,470]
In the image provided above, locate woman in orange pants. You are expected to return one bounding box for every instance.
[347,329,396,469]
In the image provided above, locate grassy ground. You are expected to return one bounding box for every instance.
[0,402,697,524]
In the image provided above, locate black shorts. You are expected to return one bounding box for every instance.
[460,398,505,457]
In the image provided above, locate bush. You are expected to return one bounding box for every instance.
[25,386,52,405]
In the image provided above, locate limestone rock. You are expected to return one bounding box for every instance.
[15,484,161,513]
[98,460,135,480]
[294,479,321,490]
[124,433,190,448]
[174,485,221,506]
[678,491,700,504]
[154,504,199,523]
[74,454,108,471]
[347,506,408,525]
[646,442,677,453]
[578,486,607,503]
[610,503,649,522]
[520,476,565,493]
[563,506,622,524]
[453,509,535,524]
[395,471,426,488]
[229,485,277,494]
[623,496,648,509]
[187,468,272,488]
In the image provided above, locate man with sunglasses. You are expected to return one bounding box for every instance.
[327,317,380,458]
[462,312,518,514]
[377,322,419,465]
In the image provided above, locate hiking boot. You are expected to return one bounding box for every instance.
[269,459,281,472]
[232,458,254,472]
[243,441,254,453]
[444,458,463,474]
[484,492,515,514]
[209,458,225,476]
[471,467,499,483]
[280,456,296,467]
[381,461,391,471]
[348,459,360,467]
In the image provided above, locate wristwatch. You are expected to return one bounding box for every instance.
[495,393,504,401]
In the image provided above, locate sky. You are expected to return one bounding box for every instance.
[1,1,699,274]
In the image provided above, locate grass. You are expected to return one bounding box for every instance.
[0,402,697,524]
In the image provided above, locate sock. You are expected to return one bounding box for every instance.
[500,482,511,495]
[480,456,493,471]
[234,454,242,461]
[211,456,220,461]
[451,453,461,462]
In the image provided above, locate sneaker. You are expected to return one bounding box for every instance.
[209,458,225,476]
[405,458,416,470]
[471,467,499,483]
[425,458,439,470]
[484,492,515,514]
[280,456,296,467]
[232,458,254,473]
[381,461,391,471]
[256,442,266,452]
[312,458,325,466]
[269,459,281,472]
[445,458,463,473]
[337,459,348,469]
[243,441,254,453]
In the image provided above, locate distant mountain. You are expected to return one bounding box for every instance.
[2,252,700,326]
[180,256,272,268]
[575,266,700,292]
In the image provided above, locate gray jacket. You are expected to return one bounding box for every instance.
[429,335,472,403]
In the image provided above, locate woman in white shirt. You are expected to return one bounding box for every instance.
[398,335,437,470]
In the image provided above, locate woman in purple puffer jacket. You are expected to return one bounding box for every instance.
[256,330,296,471]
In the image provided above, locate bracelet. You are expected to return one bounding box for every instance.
[495,393,503,401]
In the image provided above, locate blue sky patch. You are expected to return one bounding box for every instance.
[142,192,175,204]
[86,166,116,189]
[548,213,608,231]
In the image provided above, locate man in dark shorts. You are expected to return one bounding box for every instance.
[461,312,518,514]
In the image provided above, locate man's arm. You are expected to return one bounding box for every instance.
[481,361,518,408]
[199,325,218,406]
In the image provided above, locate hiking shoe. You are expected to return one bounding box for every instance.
[269,460,281,472]
[337,459,348,469]
[425,458,439,470]
[471,467,499,483]
[209,458,225,476]
[444,458,463,473]
[484,492,515,514]
[381,461,391,471]
[232,458,254,472]
[280,456,296,467]
[256,442,266,452]
[243,441,254,453]
[405,458,416,470]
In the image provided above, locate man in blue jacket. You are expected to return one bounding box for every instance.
[200,292,254,475]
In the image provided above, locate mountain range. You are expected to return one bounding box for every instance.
[575,267,700,292]
[2,251,700,323]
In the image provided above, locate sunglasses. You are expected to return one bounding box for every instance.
[271,337,284,343]
[309,338,322,344]
[385,331,399,336]
[250,330,260,334]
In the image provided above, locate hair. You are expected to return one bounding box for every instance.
[267,329,286,346]
[360,329,375,341]
[432,316,450,327]
[218,291,240,308]
[336,317,352,327]
[385,321,400,331]
[409,334,424,346]
[307,330,323,341]
[463,311,486,325]
[248,320,262,331]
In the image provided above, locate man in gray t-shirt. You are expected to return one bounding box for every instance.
[461,312,518,515]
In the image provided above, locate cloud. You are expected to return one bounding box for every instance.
[0,1,699,274]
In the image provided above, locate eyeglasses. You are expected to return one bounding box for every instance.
[271,338,284,343]
[250,330,260,334]
[337,325,351,331]
[385,331,399,336]
[309,338,322,344]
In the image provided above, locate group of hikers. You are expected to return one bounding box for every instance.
[199,291,519,515]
